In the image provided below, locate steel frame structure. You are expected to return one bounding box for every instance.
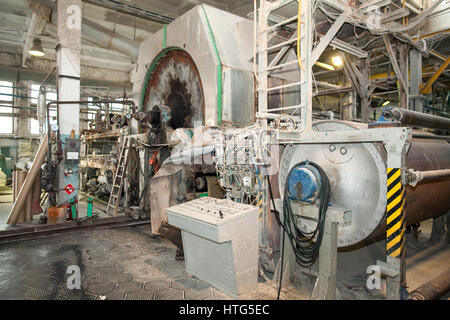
[255,0,418,300]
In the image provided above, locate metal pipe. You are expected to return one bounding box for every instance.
[82,19,139,62]
[12,171,16,203]
[255,112,301,122]
[382,108,450,131]
[408,268,450,300]
[14,171,27,224]
[26,187,32,222]
[39,67,56,88]
[25,0,140,61]
[407,168,450,186]
[413,132,450,140]
[47,99,136,113]
[421,169,450,181]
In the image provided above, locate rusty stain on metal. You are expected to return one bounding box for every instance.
[142,50,205,129]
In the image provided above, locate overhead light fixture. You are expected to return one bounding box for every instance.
[29,38,45,57]
[331,55,343,67]
[315,61,335,71]
[382,100,390,106]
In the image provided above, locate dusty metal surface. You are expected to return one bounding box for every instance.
[133,5,255,128]
[142,49,204,129]
[279,120,450,248]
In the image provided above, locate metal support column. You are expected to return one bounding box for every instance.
[360,58,370,122]
[399,44,409,109]
[311,209,343,300]
[409,49,423,112]
[384,168,407,299]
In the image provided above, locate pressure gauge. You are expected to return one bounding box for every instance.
[51,124,59,132]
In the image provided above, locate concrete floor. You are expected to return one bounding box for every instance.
[0,186,448,300]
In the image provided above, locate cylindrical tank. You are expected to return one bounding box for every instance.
[279,120,450,248]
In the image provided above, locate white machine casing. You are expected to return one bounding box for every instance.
[167,197,259,298]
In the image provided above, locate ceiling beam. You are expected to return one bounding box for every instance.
[82,0,173,24]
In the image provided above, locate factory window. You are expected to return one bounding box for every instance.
[0,81,13,133]
[30,84,40,105]
[30,118,39,135]
[0,81,13,113]
[0,81,13,100]
[46,91,57,102]
[111,99,125,112]
[87,97,99,120]
[0,117,13,134]
[30,85,57,105]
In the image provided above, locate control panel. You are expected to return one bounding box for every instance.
[167,197,257,226]
[166,197,259,297]
[65,138,80,163]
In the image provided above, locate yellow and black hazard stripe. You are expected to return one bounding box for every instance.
[257,173,263,220]
[386,168,407,258]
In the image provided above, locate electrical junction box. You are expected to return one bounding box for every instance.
[167,197,259,298]
[65,138,80,163]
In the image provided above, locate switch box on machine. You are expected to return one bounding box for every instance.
[167,197,259,297]
[64,138,80,163]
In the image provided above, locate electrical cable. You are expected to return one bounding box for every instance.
[267,161,331,298]
[266,174,284,300]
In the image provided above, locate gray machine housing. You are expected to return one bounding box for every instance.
[132,5,255,127]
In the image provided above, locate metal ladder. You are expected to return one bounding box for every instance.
[106,136,130,216]
[256,0,312,132]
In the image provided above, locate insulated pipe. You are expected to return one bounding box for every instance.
[12,171,16,203]
[15,171,27,224]
[7,135,48,225]
[82,19,139,62]
[408,268,450,300]
[31,174,43,215]
[25,0,140,61]
[26,189,32,222]
[382,108,450,131]
[315,81,343,90]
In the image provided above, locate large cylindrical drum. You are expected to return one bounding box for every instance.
[279,120,450,248]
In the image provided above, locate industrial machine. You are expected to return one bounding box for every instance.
[279,120,450,248]
[131,5,257,238]
[158,0,450,301]
[5,0,449,301]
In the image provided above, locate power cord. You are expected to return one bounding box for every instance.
[267,161,331,299]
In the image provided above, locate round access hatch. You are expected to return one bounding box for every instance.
[141,48,205,129]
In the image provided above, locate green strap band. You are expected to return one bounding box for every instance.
[163,25,167,49]
[201,4,223,126]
